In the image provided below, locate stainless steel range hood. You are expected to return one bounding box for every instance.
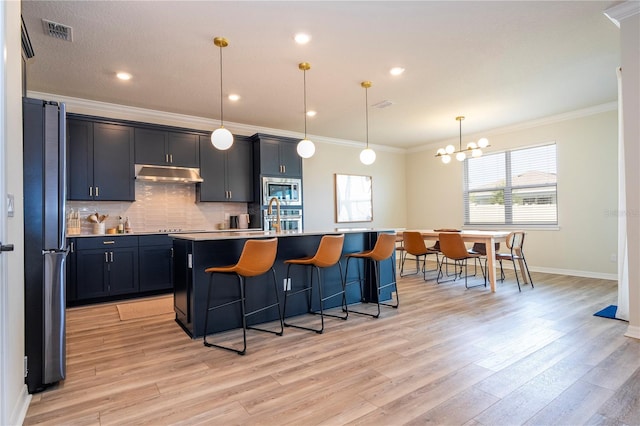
[135,164,204,183]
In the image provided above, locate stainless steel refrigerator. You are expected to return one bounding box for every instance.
[23,97,67,393]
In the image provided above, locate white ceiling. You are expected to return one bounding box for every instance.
[21,1,620,150]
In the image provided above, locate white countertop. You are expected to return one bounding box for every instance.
[67,228,263,238]
[169,228,392,241]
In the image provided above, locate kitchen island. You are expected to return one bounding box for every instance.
[171,229,396,338]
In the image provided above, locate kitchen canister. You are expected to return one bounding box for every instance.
[93,222,106,235]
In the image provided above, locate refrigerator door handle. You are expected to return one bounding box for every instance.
[43,251,66,384]
[58,102,67,250]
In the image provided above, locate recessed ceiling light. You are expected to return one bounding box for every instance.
[228,94,240,101]
[294,33,311,44]
[306,110,317,117]
[116,72,132,81]
[390,67,405,76]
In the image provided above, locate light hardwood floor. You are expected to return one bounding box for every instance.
[24,266,640,425]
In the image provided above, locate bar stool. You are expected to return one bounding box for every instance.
[282,234,347,333]
[344,233,398,318]
[203,238,283,355]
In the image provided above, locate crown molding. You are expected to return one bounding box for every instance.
[605,1,640,28]
[27,91,405,154]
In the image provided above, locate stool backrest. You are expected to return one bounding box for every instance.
[312,234,345,267]
[402,231,427,255]
[235,238,278,277]
[438,232,468,260]
[369,233,397,261]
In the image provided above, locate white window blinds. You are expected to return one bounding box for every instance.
[464,144,557,226]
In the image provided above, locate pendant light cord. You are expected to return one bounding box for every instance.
[303,68,307,138]
[459,117,462,151]
[365,85,369,148]
[218,45,224,127]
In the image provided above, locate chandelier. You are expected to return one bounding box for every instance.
[436,116,489,163]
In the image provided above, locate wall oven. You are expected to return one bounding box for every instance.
[263,208,303,232]
[262,177,302,206]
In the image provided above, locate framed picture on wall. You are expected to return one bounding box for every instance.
[334,174,373,223]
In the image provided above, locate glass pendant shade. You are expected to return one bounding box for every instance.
[297,138,316,158]
[211,127,233,150]
[360,148,376,165]
[456,151,466,161]
[441,154,452,164]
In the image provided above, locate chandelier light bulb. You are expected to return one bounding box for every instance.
[478,137,489,148]
[297,138,316,159]
[472,148,483,157]
[445,144,455,154]
[441,155,452,164]
[436,148,446,156]
[456,151,466,161]
[360,148,376,165]
[467,142,477,150]
[211,127,233,150]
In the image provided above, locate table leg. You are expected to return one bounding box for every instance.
[486,237,497,292]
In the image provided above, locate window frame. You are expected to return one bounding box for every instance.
[463,142,558,229]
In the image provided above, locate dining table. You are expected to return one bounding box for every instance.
[410,229,513,292]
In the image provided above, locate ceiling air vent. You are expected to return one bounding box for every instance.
[372,100,394,109]
[41,19,73,42]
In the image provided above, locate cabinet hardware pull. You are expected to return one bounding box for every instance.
[169,154,173,163]
[166,154,169,163]
[229,191,232,199]
[70,242,74,253]
[170,247,174,258]
[105,252,109,263]
[110,251,114,263]
[103,241,115,245]
[95,186,99,197]
[89,187,93,197]
[283,165,286,173]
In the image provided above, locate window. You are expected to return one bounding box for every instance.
[464,144,557,226]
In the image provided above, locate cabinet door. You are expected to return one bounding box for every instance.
[66,239,77,304]
[67,119,94,201]
[108,247,139,295]
[135,128,168,165]
[168,132,199,168]
[76,249,109,300]
[139,244,173,292]
[227,136,253,202]
[197,135,227,201]
[279,141,302,177]
[259,138,283,176]
[93,123,135,201]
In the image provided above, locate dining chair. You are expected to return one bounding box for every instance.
[400,231,439,280]
[437,232,486,288]
[203,238,284,355]
[496,231,533,291]
[467,242,500,278]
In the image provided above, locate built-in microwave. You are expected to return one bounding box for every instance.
[262,177,302,206]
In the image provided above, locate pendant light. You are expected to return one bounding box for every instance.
[211,36,233,150]
[359,81,376,165]
[435,116,489,163]
[296,62,315,158]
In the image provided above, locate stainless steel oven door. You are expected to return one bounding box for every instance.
[263,210,303,232]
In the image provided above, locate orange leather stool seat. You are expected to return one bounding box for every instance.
[344,233,399,318]
[203,238,283,355]
[283,234,347,333]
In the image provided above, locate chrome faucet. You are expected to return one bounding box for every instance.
[267,197,281,233]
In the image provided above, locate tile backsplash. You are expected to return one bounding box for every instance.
[67,181,251,234]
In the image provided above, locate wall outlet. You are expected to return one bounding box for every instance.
[610,253,617,263]
[283,278,291,291]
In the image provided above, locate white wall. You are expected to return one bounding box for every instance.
[406,108,619,278]
[302,142,407,232]
[2,1,31,424]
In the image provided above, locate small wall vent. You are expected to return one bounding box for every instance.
[42,19,73,42]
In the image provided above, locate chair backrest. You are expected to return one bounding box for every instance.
[506,231,525,252]
[311,234,344,268]
[235,238,278,277]
[402,231,428,256]
[369,233,397,261]
[471,242,500,255]
[438,232,469,260]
